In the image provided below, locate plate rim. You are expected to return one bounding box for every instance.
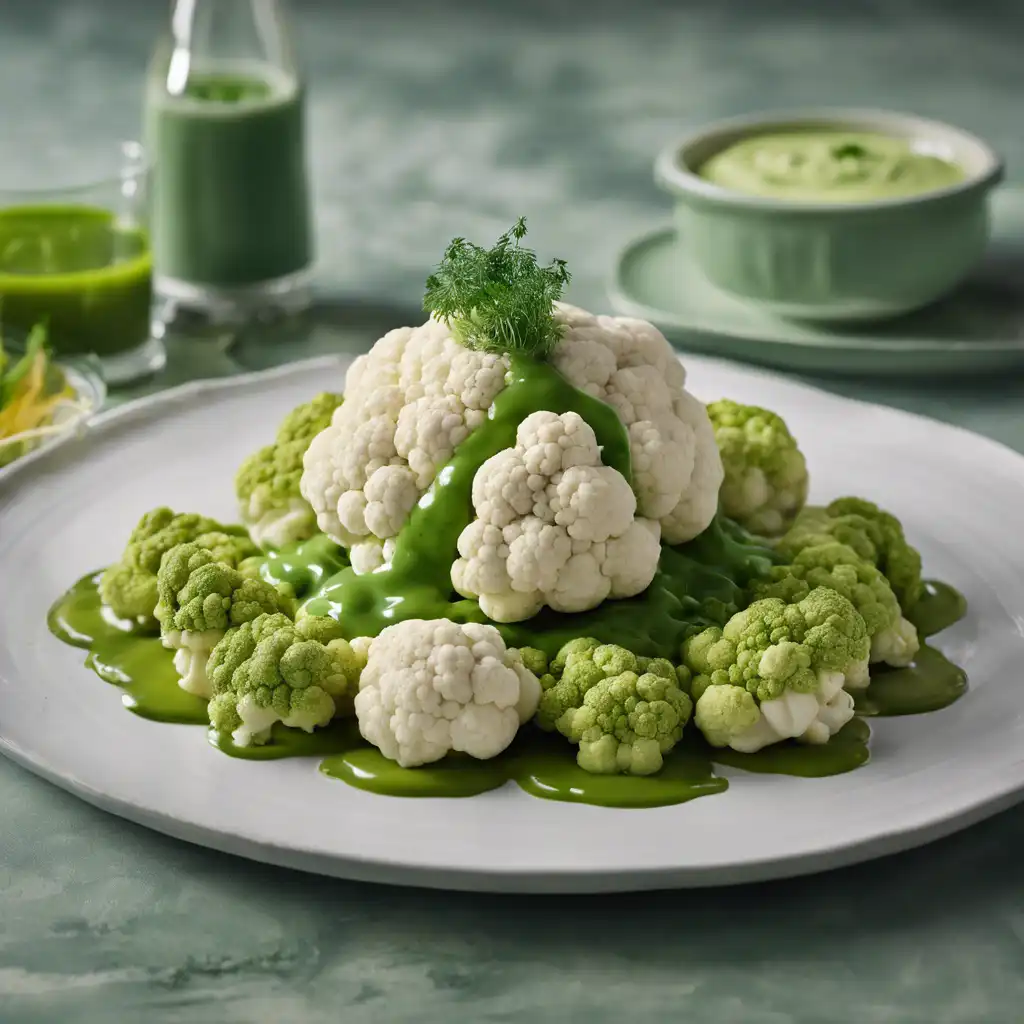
[3,354,1024,893]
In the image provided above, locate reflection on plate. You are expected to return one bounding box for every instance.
[610,187,1024,377]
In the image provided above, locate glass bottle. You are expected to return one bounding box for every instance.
[145,0,313,325]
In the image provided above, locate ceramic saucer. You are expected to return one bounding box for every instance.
[609,187,1024,376]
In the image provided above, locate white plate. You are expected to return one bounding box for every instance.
[1,356,1022,893]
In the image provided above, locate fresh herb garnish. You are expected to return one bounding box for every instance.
[423,218,570,359]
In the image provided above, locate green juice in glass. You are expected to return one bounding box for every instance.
[146,63,312,292]
[0,205,152,356]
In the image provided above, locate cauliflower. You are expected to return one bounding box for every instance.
[778,498,924,612]
[300,317,510,574]
[207,613,365,747]
[154,543,293,697]
[235,392,343,549]
[100,507,258,626]
[755,541,919,670]
[534,638,692,775]
[451,411,661,622]
[683,587,870,752]
[353,618,542,768]
[706,399,808,537]
[301,295,722,574]
[551,303,724,543]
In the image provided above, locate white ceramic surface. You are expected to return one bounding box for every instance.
[610,186,1024,376]
[0,356,1021,894]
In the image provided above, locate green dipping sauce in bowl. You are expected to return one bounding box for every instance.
[0,204,152,357]
[654,109,1004,320]
[698,130,966,203]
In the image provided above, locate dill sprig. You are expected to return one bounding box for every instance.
[423,218,570,359]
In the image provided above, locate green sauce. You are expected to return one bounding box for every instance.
[257,534,349,600]
[301,355,777,659]
[703,718,871,777]
[48,573,206,724]
[321,727,728,808]
[46,567,967,807]
[698,131,965,203]
[209,719,356,760]
[302,353,633,646]
[909,580,968,639]
[509,736,728,808]
[855,646,967,717]
[0,205,152,356]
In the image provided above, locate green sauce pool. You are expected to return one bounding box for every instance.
[46,564,968,808]
[48,572,206,724]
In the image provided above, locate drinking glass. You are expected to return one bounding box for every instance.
[0,141,164,385]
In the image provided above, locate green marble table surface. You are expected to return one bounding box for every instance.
[4,2,1024,1021]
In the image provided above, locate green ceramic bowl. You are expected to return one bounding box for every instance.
[654,109,1004,321]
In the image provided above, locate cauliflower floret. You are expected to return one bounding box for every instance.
[362,464,420,538]
[154,543,293,697]
[683,587,869,752]
[551,304,724,543]
[207,613,365,747]
[707,399,809,537]
[755,541,920,669]
[353,619,542,767]
[779,497,924,613]
[533,639,693,775]
[234,392,344,549]
[100,507,259,627]
[452,411,661,621]
[300,317,509,571]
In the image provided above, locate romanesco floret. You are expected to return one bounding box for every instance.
[207,613,365,747]
[754,541,920,669]
[154,543,294,697]
[707,399,809,537]
[778,498,923,612]
[235,392,343,549]
[683,587,869,752]
[535,640,692,775]
[99,507,258,626]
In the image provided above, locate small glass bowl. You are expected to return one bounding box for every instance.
[0,335,106,480]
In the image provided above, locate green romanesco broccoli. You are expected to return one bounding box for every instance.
[154,543,294,697]
[535,639,692,776]
[207,613,366,747]
[99,507,259,627]
[707,400,809,537]
[778,498,923,612]
[682,587,869,753]
[754,541,920,669]
[235,392,343,549]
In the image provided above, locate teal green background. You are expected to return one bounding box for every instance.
[3,2,1024,1021]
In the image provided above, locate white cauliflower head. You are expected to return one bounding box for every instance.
[551,304,724,543]
[300,318,509,573]
[452,410,662,622]
[353,618,542,767]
